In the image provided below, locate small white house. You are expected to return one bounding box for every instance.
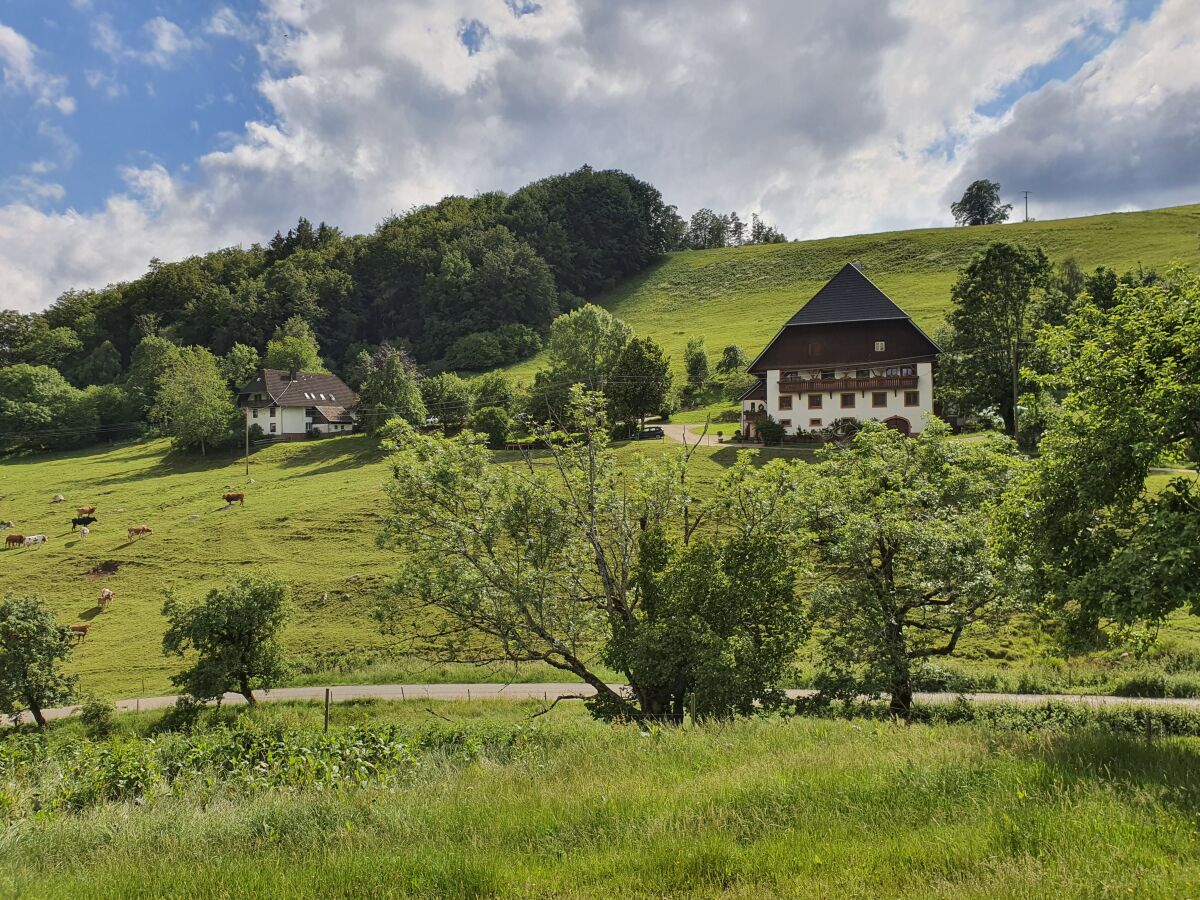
[237,368,358,440]
[742,263,940,439]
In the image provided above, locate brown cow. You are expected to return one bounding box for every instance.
[223,492,245,506]
[5,533,23,548]
[98,588,114,611]
[127,524,153,539]
[76,506,96,516]
[69,624,90,641]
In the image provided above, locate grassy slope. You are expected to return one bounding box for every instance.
[0,434,748,696]
[5,703,1200,898]
[509,202,1200,381]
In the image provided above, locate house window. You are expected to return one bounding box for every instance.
[270,406,276,417]
[783,370,798,380]
[820,369,835,380]
[269,423,277,434]
[841,393,855,408]
[252,409,258,419]
[874,341,886,352]
[808,394,823,409]
[904,390,920,407]
[809,418,822,427]
[872,392,887,408]
[780,419,791,428]
[855,369,870,379]
[778,395,793,410]
[886,366,916,377]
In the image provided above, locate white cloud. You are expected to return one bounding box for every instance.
[206,6,258,41]
[2,0,1197,314]
[0,21,75,113]
[84,69,126,98]
[93,15,201,68]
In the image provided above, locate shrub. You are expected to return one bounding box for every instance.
[79,695,117,739]
[757,416,785,444]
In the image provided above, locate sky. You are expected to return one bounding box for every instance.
[0,0,1196,313]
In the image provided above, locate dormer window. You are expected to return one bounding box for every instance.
[874,341,886,352]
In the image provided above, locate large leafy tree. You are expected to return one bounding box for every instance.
[377,390,810,721]
[357,346,426,433]
[162,576,292,706]
[219,342,261,389]
[419,372,474,432]
[0,595,77,728]
[0,363,99,450]
[938,241,1052,437]
[607,336,672,429]
[805,421,1021,717]
[951,179,1013,226]
[545,304,632,392]
[1007,269,1200,642]
[150,347,237,454]
[264,316,324,372]
[684,336,710,391]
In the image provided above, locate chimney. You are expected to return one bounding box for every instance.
[289,368,299,382]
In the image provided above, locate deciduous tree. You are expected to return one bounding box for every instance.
[951,179,1013,226]
[161,576,292,706]
[607,336,672,429]
[0,595,77,728]
[150,347,237,454]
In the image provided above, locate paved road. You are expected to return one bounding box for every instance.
[20,682,1200,725]
[659,424,747,448]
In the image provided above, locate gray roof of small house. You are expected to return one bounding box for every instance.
[785,263,910,326]
[237,369,357,410]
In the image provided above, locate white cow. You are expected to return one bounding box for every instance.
[98,588,114,611]
[23,534,47,547]
[80,526,90,538]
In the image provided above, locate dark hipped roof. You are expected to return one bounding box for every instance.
[311,405,355,424]
[785,263,910,326]
[738,379,767,401]
[238,369,357,409]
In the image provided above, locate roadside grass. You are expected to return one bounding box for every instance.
[507,202,1200,384]
[3,703,1200,897]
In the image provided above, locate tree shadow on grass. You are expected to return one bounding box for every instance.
[705,445,820,469]
[88,447,243,486]
[278,440,387,480]
[1034,730,1200,818]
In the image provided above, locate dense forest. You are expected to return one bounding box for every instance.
[0,166,787,451]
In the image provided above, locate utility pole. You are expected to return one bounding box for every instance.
[1022,190,1031,223]
[244,414,250,477]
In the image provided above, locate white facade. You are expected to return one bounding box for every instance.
[243,398,307,438]
[743,362,934,436]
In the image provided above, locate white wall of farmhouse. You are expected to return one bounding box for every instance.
[747,362,935,436]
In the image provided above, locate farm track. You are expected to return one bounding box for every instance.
[19,682,1200,725]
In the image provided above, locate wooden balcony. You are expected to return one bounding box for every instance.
[778,376,918,393]
[743,409,767,420]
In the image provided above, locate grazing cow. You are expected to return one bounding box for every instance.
[69,624,90,640]
[76,506,96,516]
[5,534,23,548]
[0,520,13,529]
[80,526,90,538]
[23,534,47,547]
[223,492,245,506]
[127,524,153,539]
[71,515,98,530]
[52,494,65,503]
[98,588,114,610]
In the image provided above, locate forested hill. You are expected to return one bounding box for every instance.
[1,166,686,379]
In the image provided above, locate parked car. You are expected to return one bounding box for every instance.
[635,426,665,440]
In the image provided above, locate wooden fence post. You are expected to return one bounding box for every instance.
[688,692,697,727]
[324,688,331,733]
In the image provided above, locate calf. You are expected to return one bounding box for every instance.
[98,588,114,610]
[4,534,23,549]
[80,526,90,538]
[0,520,13,529]
[223,492,245,506]
[23,534,47,547]
[127,524,153,539]
[76,506,96,516]
[69,624,90,641]
[71,515,98,530]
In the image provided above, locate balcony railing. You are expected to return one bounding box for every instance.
[778,376,918,393]
[743,409,767,419]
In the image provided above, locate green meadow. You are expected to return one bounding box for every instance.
[3,700,1200,898]
[509,202,1200,381]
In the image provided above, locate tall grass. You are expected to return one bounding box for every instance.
[2,702,1200,897]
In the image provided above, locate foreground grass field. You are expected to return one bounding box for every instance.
[3,701,1200,898]
[509,202,1200,381]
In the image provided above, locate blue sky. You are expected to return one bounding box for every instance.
[1,1,272,212]
[0,0,1196,312]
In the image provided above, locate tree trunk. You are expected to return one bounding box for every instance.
[889,680,913,720]
[29,701,46,728]
[239,676,256,707]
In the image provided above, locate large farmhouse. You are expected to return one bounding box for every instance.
[741,263,940,439]
[237,368,358,440]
